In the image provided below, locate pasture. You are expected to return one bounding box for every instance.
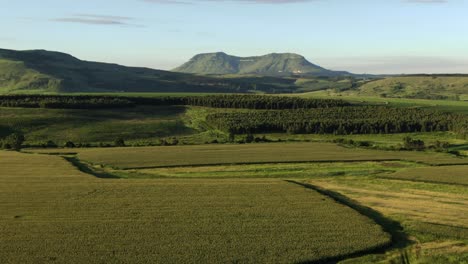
[0,151,390,264]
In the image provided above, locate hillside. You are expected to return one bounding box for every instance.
[0,49,252,94]
[349,76,468,100]
[173,52,351,77]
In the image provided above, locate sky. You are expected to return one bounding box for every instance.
[1,0,467,74]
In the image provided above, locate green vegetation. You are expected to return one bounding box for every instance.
[2,91,468,263]
[350,76,468,100]
[295,91,468,114]
[0,132,25,150]
[0,105,193,146]
[0,48,272,94]
[125,161,416,179]
[206,106,468,135]
[385,165,468,185]
[0,151,390,264]
[36,142,467,170]
[0,94,348,109]
[0,49,364,94]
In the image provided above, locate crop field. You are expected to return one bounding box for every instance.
[124,161,416,179]
[56,142,468,169]
[0,151,391,264]
[385,165,468,185]
[307,176,468,263]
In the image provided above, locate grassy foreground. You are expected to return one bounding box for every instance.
[0,151,390,264]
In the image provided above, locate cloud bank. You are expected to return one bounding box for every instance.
[51,14,143,27]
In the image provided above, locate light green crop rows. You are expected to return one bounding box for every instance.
[0,151,390,263]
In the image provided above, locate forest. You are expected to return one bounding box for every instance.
[0,94,349,110]
[206,106,468,135]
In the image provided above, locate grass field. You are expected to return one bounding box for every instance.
[53,142,468,170]
[0,151,390,264]
[385,165,468,185]
[350,76,468,100]
[0,105,194,145]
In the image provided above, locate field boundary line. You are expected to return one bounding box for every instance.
[63,156,120,179]
[286,180,411,255]
[116,159,404,170]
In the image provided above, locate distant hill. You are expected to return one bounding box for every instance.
[348,76,468,100]
[173,52,352,77]
[0,48,253,94]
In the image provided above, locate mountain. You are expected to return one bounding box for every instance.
[173,52,352,77]
[0,48,244,94]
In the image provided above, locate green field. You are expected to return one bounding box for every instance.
[384,165,468,185]
[0,151,390,264]
[0,105,193,145]
[2,92,468,263]
[129,161,416,179]
[58,142,468,170]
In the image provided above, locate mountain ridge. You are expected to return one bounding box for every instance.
[0,48,247,94]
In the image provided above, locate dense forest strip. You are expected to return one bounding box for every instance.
[0,94,349,109]
[206,106,468,135]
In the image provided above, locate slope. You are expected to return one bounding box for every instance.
[350,76,468,100]
[0,49,243,94]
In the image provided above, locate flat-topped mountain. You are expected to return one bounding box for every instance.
[173,52,351,77]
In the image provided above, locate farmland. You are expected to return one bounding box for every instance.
[2,94,468,263]
[307,176,468,263]
[0,151,390,264]
[385,165,468,185]
[64,142,468,169]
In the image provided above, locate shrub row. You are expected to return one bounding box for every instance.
[0,95,349,110]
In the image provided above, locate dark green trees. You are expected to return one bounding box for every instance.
[1,133,25,150]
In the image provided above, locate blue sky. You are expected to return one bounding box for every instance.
[1,0,467,74]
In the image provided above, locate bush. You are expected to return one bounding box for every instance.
[403,137,425,151]
[245,134,255,143]
[1,133,25,150]
[114,138,125,147]
[46,140,58,148]
[64,141,76,148]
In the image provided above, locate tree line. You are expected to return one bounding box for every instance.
[206,106,468,135]
[0,95,349,110]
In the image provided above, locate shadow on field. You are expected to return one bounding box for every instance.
[64,156,120,179]
[286,180,411,264]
